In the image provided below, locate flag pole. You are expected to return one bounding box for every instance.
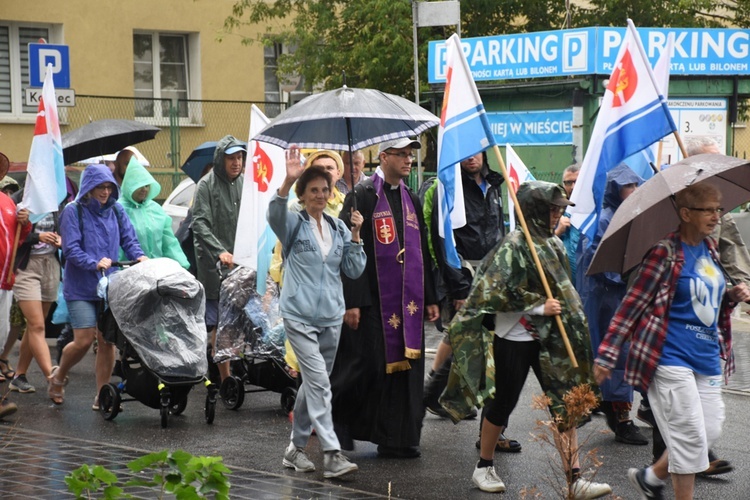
[488,144,578,368]
[6,225,21,285]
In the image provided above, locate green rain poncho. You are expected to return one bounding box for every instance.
[441,181,596,422]
[118,158,190,269]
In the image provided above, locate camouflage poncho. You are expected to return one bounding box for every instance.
[441,181,597,422]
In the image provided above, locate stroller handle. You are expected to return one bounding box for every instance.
[100,260,139,277]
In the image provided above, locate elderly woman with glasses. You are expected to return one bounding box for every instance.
[595,182,750,500]
[50,164,147,407]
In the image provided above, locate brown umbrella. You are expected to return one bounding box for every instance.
[587,154,750,276]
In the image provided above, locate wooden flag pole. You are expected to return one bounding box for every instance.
[489,144,578,368]
[6,225,21,285]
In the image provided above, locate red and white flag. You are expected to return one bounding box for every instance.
[505,144,536,231]
[233,105,286,292]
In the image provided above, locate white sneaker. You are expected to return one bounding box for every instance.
[282,443,315,472]
[571,477,612,499]
[472,465,506,493]
[323,451,358,478]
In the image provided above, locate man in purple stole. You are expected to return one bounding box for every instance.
[331,138,439,459]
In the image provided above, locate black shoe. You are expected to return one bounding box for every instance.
[628,467,664,499]
[616,420,649,445]
[376,445,421,459]
[425,400,451,419]
[636,404,657,428]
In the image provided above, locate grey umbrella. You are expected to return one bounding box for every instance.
[252,86,439,151]
[62,119,161,165]
[252,86,439,208]
[587,154,750,275]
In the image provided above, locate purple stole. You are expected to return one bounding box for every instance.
[371,175,425,373]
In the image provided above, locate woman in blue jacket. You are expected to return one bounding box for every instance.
[268,147,365,479]
[49,164,146,406]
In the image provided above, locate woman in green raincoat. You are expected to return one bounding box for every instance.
[118,158,190,268]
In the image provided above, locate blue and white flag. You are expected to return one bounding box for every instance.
[20,64,66,222]
[437,33,496,269]
[621,33,675,179]
[569,20,677,243]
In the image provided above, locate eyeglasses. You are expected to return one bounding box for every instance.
[383,151,414,160]
[686,207,724,215]
[93,184,115,192]
[550,206,566,215]
[562,180,576,187]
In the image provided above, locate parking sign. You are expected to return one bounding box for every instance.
[29,43,70,88]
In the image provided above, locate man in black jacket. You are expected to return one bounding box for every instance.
[424,153,506,429]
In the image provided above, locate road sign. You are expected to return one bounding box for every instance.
[25,88,76,107]
[28,43,70,88]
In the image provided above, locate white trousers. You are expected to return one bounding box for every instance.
[648,365,725,474]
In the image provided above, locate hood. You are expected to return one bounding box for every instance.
[0,176,19,193]
[212,135,247,182]
[602,163,644,210]
[76,164,120,203]
[516,180,568,238]
[120,156,161,206]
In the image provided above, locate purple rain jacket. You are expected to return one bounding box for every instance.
[60,164,144,301]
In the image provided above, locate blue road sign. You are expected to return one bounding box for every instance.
[29,43,70,88]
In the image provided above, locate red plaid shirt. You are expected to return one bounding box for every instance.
[596,232,735,392]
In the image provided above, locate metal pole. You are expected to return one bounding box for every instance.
[412,1,423,188]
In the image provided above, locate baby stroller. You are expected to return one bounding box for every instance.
[215,266,297,412]
[97,258,218,428]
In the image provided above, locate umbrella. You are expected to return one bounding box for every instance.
[587,154,750,276]
[80,145,151,167]
[62,119,160,165]
[181,142,218,183]
[252,86,440,208]
[253,86,439,151]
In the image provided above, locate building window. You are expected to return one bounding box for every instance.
[263,41,282,104]
[133,32,191,119]
[0,22,57,117]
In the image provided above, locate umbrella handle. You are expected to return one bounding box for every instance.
[345,118,357,212]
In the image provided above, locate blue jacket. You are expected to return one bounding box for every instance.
[577,163,644,400]
[60,164,144,301]
[268,192,366,327]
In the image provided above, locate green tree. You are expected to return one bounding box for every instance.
[576,0,728,27]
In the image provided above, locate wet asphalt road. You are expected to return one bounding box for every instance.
[2,318,750,499]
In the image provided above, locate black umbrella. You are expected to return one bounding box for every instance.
[62,119,161,165]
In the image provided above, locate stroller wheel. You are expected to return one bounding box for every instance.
[281,387,297,414]
[205,393,216,424]
[220,376,245,410]
[170,397,188,416]
[99,383,121,421]
[160,404,169,428]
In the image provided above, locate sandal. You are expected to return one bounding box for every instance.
[475,433,523,453]
[0,358,16,379]
[47,367,66,405]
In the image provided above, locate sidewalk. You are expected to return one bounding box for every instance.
[0,427,387,499]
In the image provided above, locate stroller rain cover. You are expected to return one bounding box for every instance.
[107,258,208,379]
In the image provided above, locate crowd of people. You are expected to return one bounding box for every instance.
[0,134,746,499]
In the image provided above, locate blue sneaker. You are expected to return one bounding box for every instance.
[628,467,664,499]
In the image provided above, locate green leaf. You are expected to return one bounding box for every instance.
[127,450,169,472]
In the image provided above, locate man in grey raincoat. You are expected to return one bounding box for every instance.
[193,135,245,381]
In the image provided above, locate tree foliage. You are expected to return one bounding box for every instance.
[223,0,749,100]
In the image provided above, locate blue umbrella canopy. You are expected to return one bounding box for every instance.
[180,141,217,183]
[252,86,439,151]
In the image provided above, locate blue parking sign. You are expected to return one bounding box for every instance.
[29,43,70,88]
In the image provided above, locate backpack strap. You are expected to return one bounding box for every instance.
[282,214,305,261]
